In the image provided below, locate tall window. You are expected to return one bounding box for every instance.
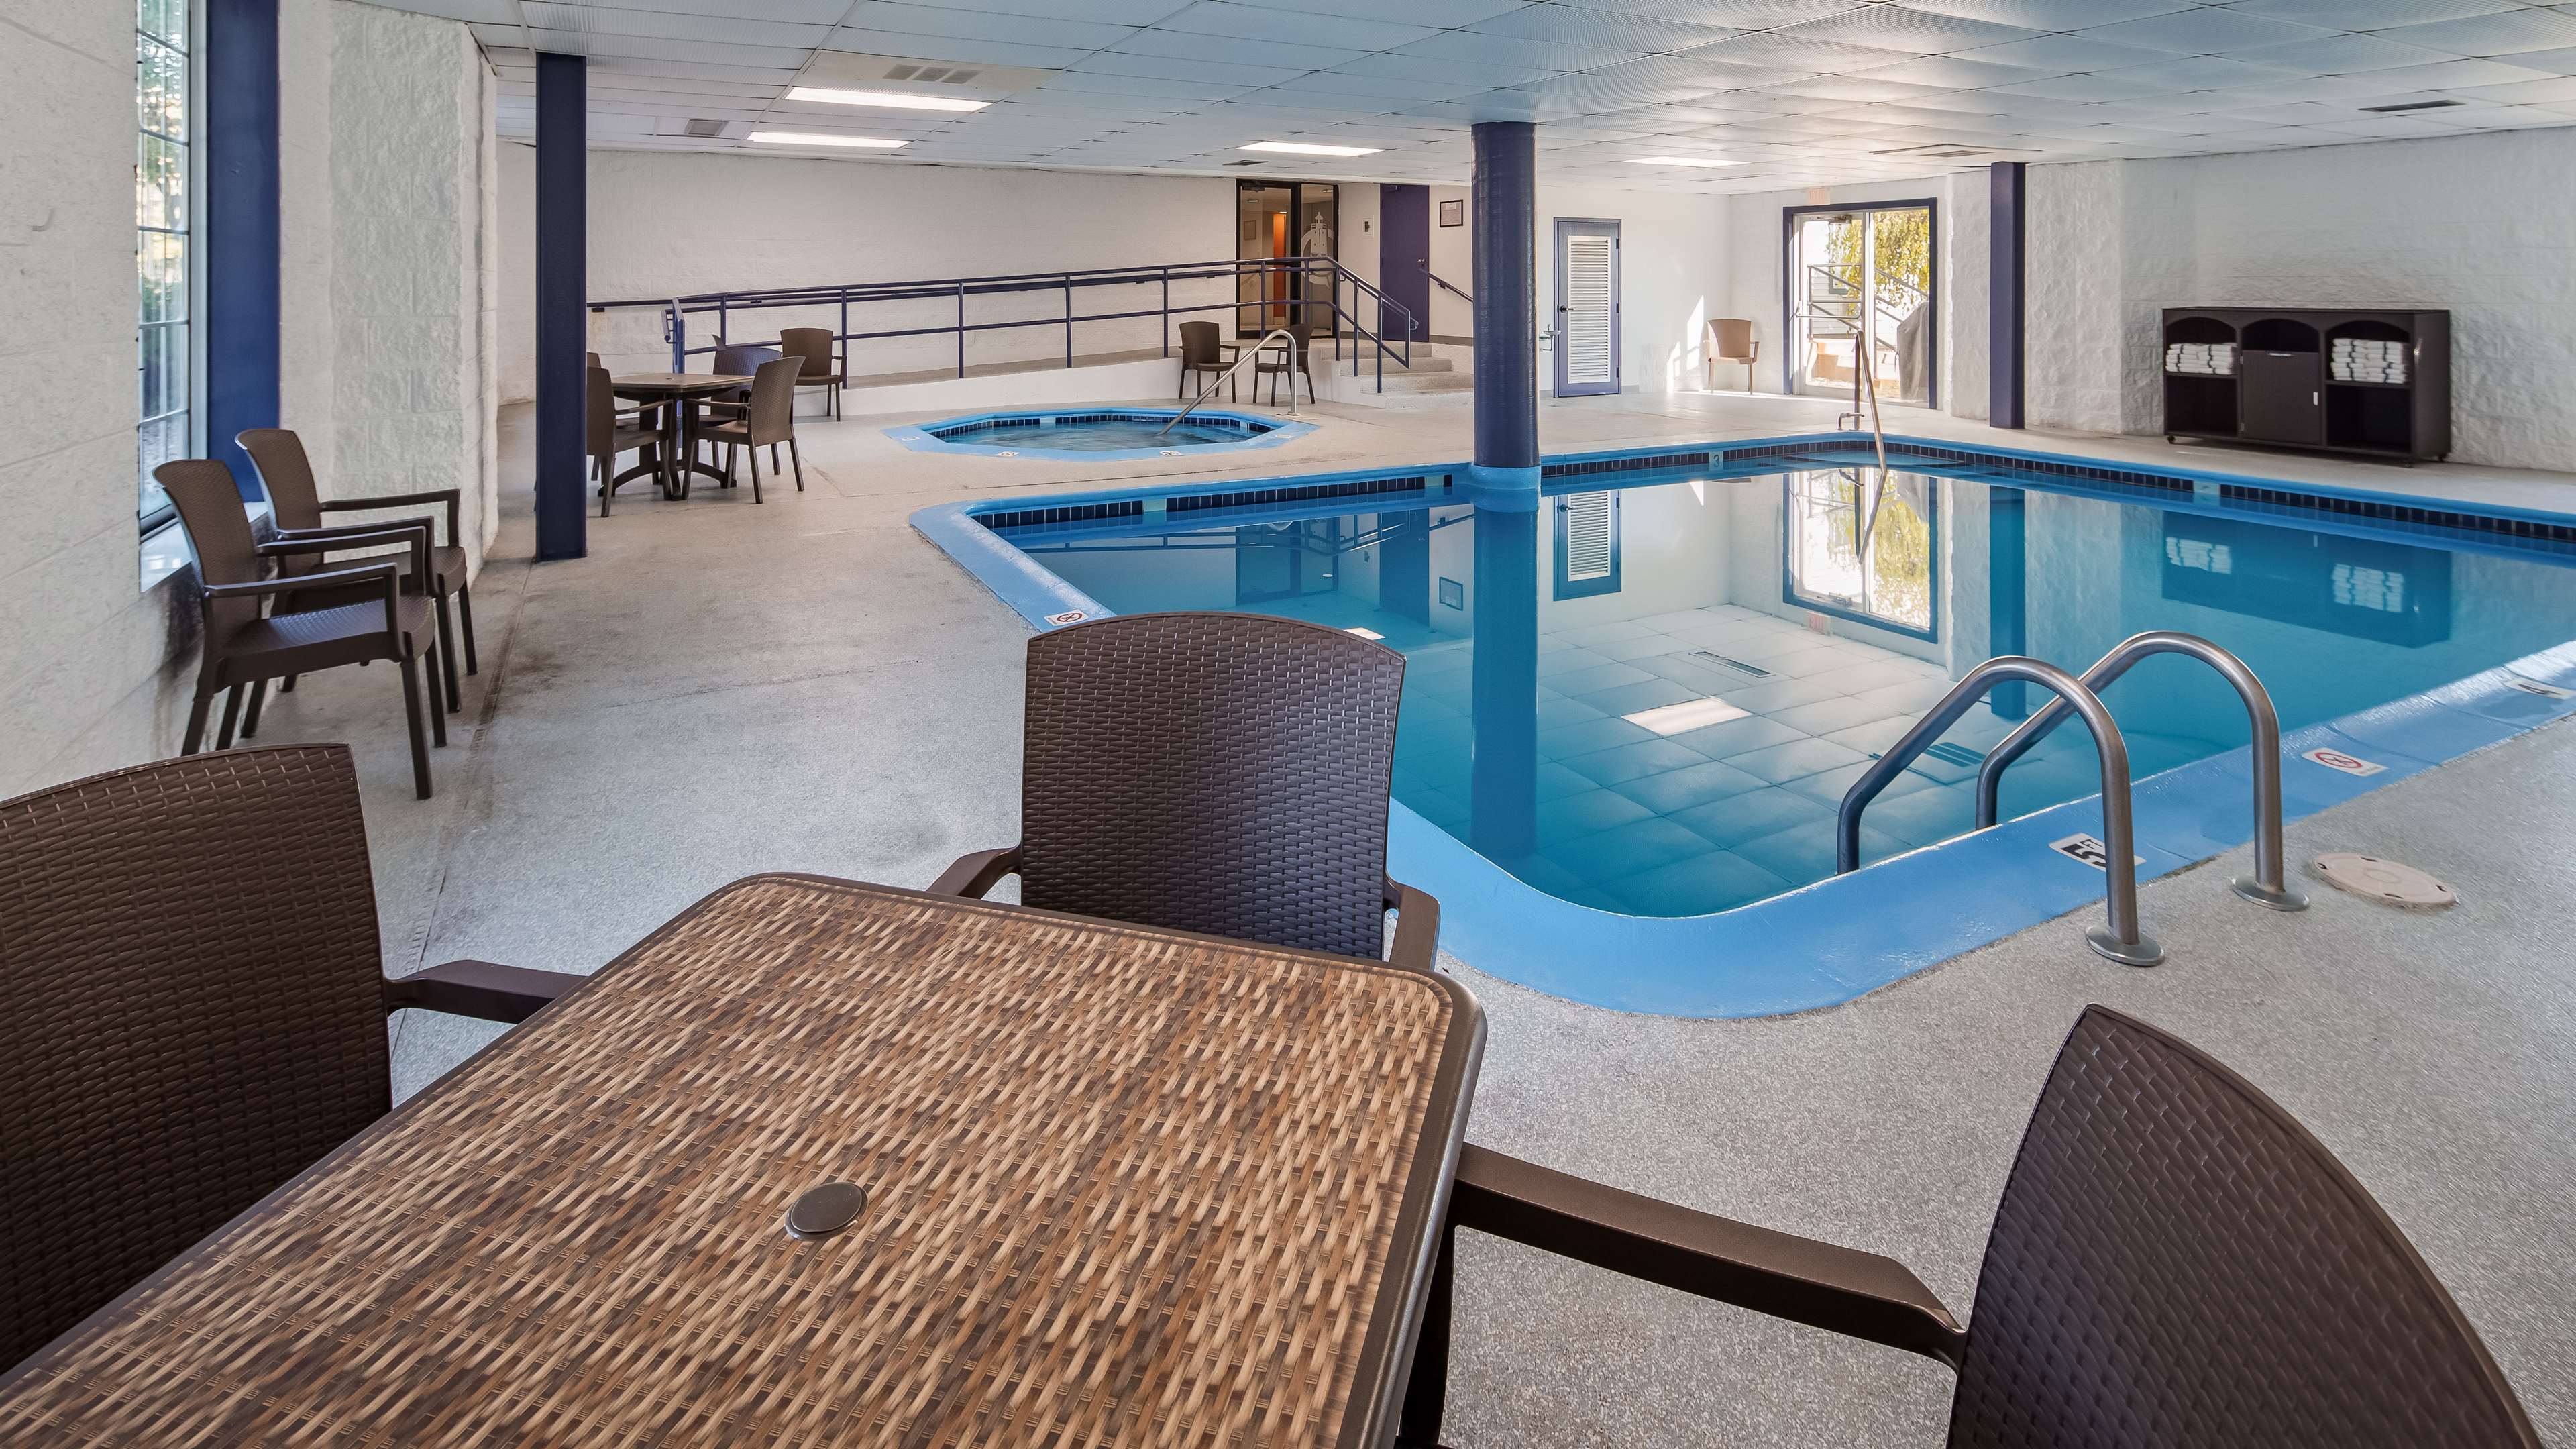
[1784,470,1936,639]
[137,0,191,531]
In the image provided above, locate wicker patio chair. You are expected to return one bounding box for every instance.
[1177,320,1234,400]
[1398,1005,2540,1449]
[1255,318,1317,405]
[779,326,847,420]
[159,459,448,800]
[931,612,1440,969]
[588,364,670,517]
[695,356,806,504]
[237,427,476,714]
[0,745,580,1370]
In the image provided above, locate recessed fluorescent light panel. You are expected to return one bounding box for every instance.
[1241,141,1383,157]
[1630,156,1742,168]
[747,131,908,149]
[785,87,989,113]
[1623,698,1751,735]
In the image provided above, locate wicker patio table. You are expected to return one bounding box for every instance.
[0,873,1484,1447]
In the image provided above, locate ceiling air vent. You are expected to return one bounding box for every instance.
[682,118,729,138]
[2360,99,2463,113]
[883,64,982,85]
[798,50,1049,99]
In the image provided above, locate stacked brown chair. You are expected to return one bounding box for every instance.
[158,459,447,800]
[1399,1005,2541,1448]
[932,612,1438,968]
[0,745,580,1370]
[779,326,847,421]
[237,428,476,716]
[588,364,669,516]
[1176,320,1234,400]
[694,356,806,504]
[1256,319,1316,405]
[1706,317,1758,391]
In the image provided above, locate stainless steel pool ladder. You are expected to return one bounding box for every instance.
[1974,631,2308,912]
[1837,657,2164,967]
[1159,327,1299,438]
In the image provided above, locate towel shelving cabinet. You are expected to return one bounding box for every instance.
[2160,307,2450,464]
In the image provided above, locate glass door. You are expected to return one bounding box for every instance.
[1236,180,1338,338]
[1786,203,1935,408]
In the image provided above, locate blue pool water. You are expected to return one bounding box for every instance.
[931,414,1267,451]
[991,459,2576,919]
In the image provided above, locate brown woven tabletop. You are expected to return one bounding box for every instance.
[0,875,1482,1447]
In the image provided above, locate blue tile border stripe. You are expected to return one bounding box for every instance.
[911,430,2576,1019]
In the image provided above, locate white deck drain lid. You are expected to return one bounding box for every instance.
[2314,854,2457,909]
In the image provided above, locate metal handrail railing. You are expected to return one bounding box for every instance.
[1972,631,2307,911]
[1838,655,2163,967]
[1420,260,1473,305]
[590,255,1413,392]
[1161,328,1297,437]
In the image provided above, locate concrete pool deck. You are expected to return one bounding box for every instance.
[255,386,2572,1444]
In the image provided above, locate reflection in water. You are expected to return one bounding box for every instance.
[1785,470,1936,635]
[1000,463,2576,918]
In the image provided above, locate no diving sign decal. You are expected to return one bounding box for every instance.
[2049,835,2145,871]
[2302,745,2385,777]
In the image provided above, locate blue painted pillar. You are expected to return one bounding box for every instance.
[1470,121,1538,508]
[205,0,279,500]
[535,52,587,561]
[1469,506,1539,858]
[1990,161,2026,430]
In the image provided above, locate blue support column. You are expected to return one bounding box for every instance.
[1989,486,2028,718]
[205,0,279,500]
[1470,121,1538,508]
[1990,161,2026,430]
[535,52,587,561]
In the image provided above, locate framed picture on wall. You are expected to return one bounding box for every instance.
[1438,199,1464,227]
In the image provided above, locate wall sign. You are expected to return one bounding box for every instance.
[1438,199,1464,227]
[2505,676,2575,700]
[2301,745,2385,777]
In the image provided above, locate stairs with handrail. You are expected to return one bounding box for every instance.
[1837,632,2302,967]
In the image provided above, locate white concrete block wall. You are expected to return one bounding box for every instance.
[2023,162,2131,435]
[498,143,535,403]
[0,0,187,796]
[1,0,496,797]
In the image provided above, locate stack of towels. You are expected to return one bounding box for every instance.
[2331,337,2408,384]
[2165,341,2237,376]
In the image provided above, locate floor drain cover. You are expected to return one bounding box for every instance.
[2314,853,2457,908]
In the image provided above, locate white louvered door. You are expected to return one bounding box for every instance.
[1562,493,1613,582]
[1553,220,1621,396]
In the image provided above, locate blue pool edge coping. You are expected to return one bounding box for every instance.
[910,429,2576,1020]
[887,407,1318,462]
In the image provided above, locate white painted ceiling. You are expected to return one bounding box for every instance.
[391,0,2576,191]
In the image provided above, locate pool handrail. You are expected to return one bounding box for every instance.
[1838,655,2163,967]
[1973,631,2308,912]
[1161,328,1299,437]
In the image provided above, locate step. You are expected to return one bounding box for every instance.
[1375,372,1475,395]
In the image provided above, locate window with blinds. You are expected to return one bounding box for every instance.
[1553,491,1621,600]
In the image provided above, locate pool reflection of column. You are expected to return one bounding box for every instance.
[1469,507,1540,859]
[1990,486,2029,718]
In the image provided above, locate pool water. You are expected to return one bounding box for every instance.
[994,462,2576,918]
[937,417,1260,451]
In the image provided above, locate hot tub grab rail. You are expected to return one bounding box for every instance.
[1160,328,1299,437]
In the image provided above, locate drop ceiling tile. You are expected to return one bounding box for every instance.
[1898,0,2190,25]
[1110,28,1368,69]
[1395,30,1650,70]
[1330,52,1561,87]
[2076,9,2335,54]
[2229,33,2463,74]
[2208,99,2372,123]
[1071,50,1309,85]
[2380,9,2576,56]
[522,2,826,47]
[858,0,1187,21]
[585,54,806,83]
[577,0,851,18]
[2093,55,2308,89]
[2449,72,2576,99]
[394,0,519,21]
[2498,44,2576,74]
[1038,70,1250,98]
[470,21,529,48]
[1156,1,1438,50]
[1984,72,2181,100]
[1954,35,2171,71]
[1548,0,1866,19]
[1880,87,2016,112]
[1765,73,1964,102]
[1283,70,1483,99]
[1697,32,1922,70]
[1466,7,1738,51]
[1848,54,2065,87]
[2222,0,2517,24]
[526,29,816,68]
[2350,56,2561,86]
[1772,5,2045,52]
[819,30,1097,67]
[1255,0,1532,22]
[837,2,1141,50]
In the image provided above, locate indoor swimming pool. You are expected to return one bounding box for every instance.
[916,436,2576,1014]
[888,407,1314,460]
